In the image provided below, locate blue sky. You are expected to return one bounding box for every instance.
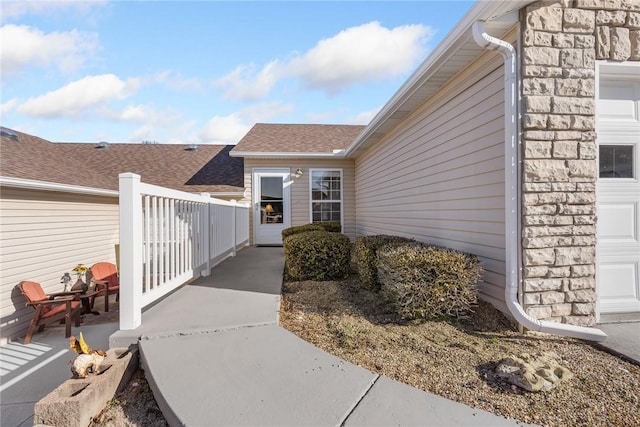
[1,1,475,144]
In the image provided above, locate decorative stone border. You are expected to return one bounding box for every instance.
[34,348,138,427]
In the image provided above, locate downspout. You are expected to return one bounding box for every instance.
[472,21,607,342]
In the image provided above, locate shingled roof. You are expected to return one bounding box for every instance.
[0,128,244,194]
[231,123,365,157]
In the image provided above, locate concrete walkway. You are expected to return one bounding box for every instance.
[4,246,636,426]
[111,247,532,427]
[597,322,640,364]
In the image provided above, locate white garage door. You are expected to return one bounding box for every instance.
[596,64,640,317]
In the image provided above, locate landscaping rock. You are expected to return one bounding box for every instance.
[495,352,573,392]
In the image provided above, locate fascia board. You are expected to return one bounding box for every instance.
[229,151,345,159]
[0,176,119,197]
[207,192,245,197]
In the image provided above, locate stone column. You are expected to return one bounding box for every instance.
[520,0,639,326]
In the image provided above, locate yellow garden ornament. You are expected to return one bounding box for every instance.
[69,331,92,354]
[69,332,107,378]
[72,264,88,279]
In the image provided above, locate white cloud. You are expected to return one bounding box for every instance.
[0,25,99,76]
[214,21,432,101]
[1,98,19,115]
[130,125,154,142]
[200,113,249,145]
[117,105,152,122]
[199,101,295,145]
[18,74,140,119]
[214,61,280,101]
[289,21,432,95]
[346,107,381,125]
[105,104,183,131]
[126,117,199,144]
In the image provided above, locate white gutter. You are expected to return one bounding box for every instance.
[0,176,119,197]
[230,151,346,159]
[472,21,607,342]
[207,192,245,198]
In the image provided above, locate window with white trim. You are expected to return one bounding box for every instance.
[310,169,342,223]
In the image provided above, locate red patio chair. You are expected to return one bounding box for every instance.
[90,262,120,312]
[18,281,82,344]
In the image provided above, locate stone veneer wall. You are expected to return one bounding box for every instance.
[520,0,640,326]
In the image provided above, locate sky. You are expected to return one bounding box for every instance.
[1,1,476,145]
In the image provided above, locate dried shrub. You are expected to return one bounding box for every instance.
[353,235,417,290]
[284,231,351,281]
[377,243,482,320]
[282,223,325,240]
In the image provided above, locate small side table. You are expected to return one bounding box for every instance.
[76,290,100,315]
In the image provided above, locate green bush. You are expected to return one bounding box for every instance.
[377,243,482,320]
[314,221,342,233]
[282,223,325,240]
[353,235,417,289]
[284,231,351,281]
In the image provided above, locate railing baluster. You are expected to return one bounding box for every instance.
[163,197,167,286]
[144,195,151,293]
[118,172,250,331]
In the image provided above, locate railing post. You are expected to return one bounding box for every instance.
[231,199,237,256]
[200,193,211,276]
[119,173,143,330]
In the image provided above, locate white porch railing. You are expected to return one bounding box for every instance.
[118,173,249,330]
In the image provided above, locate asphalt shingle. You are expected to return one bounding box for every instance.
[0,128,244,194]
[232,123,365,154]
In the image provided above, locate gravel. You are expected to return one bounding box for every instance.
[90,368,167,427]
[279,278,640,427]
[91,276,640,427]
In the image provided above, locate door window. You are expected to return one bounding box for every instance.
[260,176,283,224]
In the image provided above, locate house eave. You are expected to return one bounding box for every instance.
[206,191,245,198]
[0,176,119,197]
[345,0,532,158]
[230,151,346,159]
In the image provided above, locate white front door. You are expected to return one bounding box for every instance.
[596,64,640,316]
[253,169,290,245]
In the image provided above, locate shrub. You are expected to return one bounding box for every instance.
[314,221,342,233]
[377,243,482,320]
[282,223,325,240]
[284,231,351,281]
[353,235,417,289]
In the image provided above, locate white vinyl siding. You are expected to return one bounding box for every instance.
[0,187,119,344]
[243,159,356,243]
[354,51,507,310]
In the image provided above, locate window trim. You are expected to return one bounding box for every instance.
[309,168,343,227]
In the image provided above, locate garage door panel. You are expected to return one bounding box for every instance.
[599,81,639,123]
[598,260,640,313]
[598,202,638,241]
[597,68,640,317]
